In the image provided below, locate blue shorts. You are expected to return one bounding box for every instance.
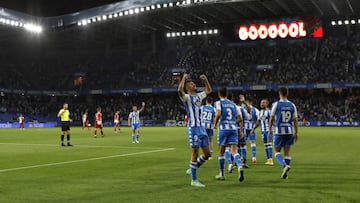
[217,130,238,146]
[237,129,246,145]
[205,128,214,138]
[188,127,209,148]
[132,123,140,130]
[274,134,294,148]
[245,129,256,141]
[261,131,273,143]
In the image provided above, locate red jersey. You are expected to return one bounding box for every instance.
[95,112,102,122]
[114,113,119,120]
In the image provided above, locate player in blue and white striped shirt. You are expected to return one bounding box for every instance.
[214,87,244,182]
[200,97,215,159]
[251,99,274,165]
[243,97,260,164]
[179,73,212,187]
[269,87,299,179]
[128,102,145,143]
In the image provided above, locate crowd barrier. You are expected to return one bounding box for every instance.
[0,122,57,128]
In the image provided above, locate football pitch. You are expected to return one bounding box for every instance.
[0,127,359,203]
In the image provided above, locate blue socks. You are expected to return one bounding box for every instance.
[240,146,247,161]
[264,143,273,159]
[285,157,291,165]
[136,134,139,140]
[218,156,225,176]
[275,153,287,167]
[131,134,135,142]
[197,155,206,168]
[190,161,197,180]
[251,143,256,159]
[225,148,232,165]
[233,153,243,169]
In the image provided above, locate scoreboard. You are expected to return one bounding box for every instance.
[234,17,323,41]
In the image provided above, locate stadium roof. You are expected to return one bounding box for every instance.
[0,0,359,47]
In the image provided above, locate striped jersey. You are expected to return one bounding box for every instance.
[200,104,215,129]
[129,110,142,125]
[244,106,259,130]
[215,99,240,131]
[270,99,298,135]
[180,91,207,127]
[258,108,271,132]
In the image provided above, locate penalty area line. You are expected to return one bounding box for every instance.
[0,148,175,173]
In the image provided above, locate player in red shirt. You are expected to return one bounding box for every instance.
[18,114,25,130]
[94,107,104,138]
[114,111,121,133]
[82,111,90,130]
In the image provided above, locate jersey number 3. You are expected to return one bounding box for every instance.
[226,108,232,120]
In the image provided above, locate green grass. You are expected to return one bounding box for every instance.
[0,126,359,203]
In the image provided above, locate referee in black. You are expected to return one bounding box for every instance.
[57,103,73,147]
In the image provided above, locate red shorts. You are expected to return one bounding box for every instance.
[95,123,103,129]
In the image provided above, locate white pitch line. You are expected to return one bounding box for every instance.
[0,142,163,149]
[0,148,175,173]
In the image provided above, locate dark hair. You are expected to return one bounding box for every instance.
[279,86,288,97]
[246,96,254,103]
[206,96,213,104]
[218,87,227,98]
[232,97,240,105]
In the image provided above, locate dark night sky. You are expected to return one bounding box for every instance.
[0,0,125,17]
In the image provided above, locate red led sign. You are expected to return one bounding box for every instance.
[238,21,307,40]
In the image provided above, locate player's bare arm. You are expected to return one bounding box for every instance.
[269,116,274,135]
[128,117,131,126]
[199,74,212,95]
[178,73,189,98]
[251,120,260,134]
[213,109,221,129]
[294,117,299,142]
[141,102,145,112]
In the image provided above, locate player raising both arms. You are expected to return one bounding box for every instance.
[179,73,212,187]
[114,111,121,133]
[251,99,274,165]
[57,103,73,147]
[18,114,25,130]
[128,102,145,143]
[82,111,90,131]
[214,87,244,182]
[94,107,104,138]
[269,87,299,179]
